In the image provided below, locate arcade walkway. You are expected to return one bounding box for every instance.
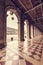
[0,0,43,65]
[0,36,43,65]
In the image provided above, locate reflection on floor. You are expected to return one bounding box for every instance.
[0,37,43,65]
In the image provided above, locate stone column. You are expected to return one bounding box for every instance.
[20,15,25,41]
[29,22,31,39]
[34,26,36,37]
[31,25,33,39]
[33,25,34,37]
[0,1,6,49]
[27,21,29,41]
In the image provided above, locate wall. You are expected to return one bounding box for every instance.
[0,1,6,48]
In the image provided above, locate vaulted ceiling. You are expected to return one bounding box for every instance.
[8,0,43,32]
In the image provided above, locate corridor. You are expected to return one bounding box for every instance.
[0,36,43,65]
[0,0,43,65]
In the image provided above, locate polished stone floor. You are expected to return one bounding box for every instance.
[0,37,43,65]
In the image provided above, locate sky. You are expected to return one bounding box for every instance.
[7,11,18,29]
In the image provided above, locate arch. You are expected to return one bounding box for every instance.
[5,5,21,41]
[5,5,21,22]
[24,19,29,41]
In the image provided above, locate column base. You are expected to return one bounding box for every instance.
[29,37,32,39]
[0,43,6,49]
[21,39,25,41]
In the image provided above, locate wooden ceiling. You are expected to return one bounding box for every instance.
[11,0,43,32]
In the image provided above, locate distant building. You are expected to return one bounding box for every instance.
[7,27,18,35]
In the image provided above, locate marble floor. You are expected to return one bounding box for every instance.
[0,37,43,65]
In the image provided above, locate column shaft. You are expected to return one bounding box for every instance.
[29,22,31,39]
[20,15,24,41]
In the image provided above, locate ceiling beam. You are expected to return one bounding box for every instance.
[24,3,43,14]
[18,0,27,10]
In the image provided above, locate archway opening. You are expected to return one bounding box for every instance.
[6,9,18,42]
[24,20,27,41]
